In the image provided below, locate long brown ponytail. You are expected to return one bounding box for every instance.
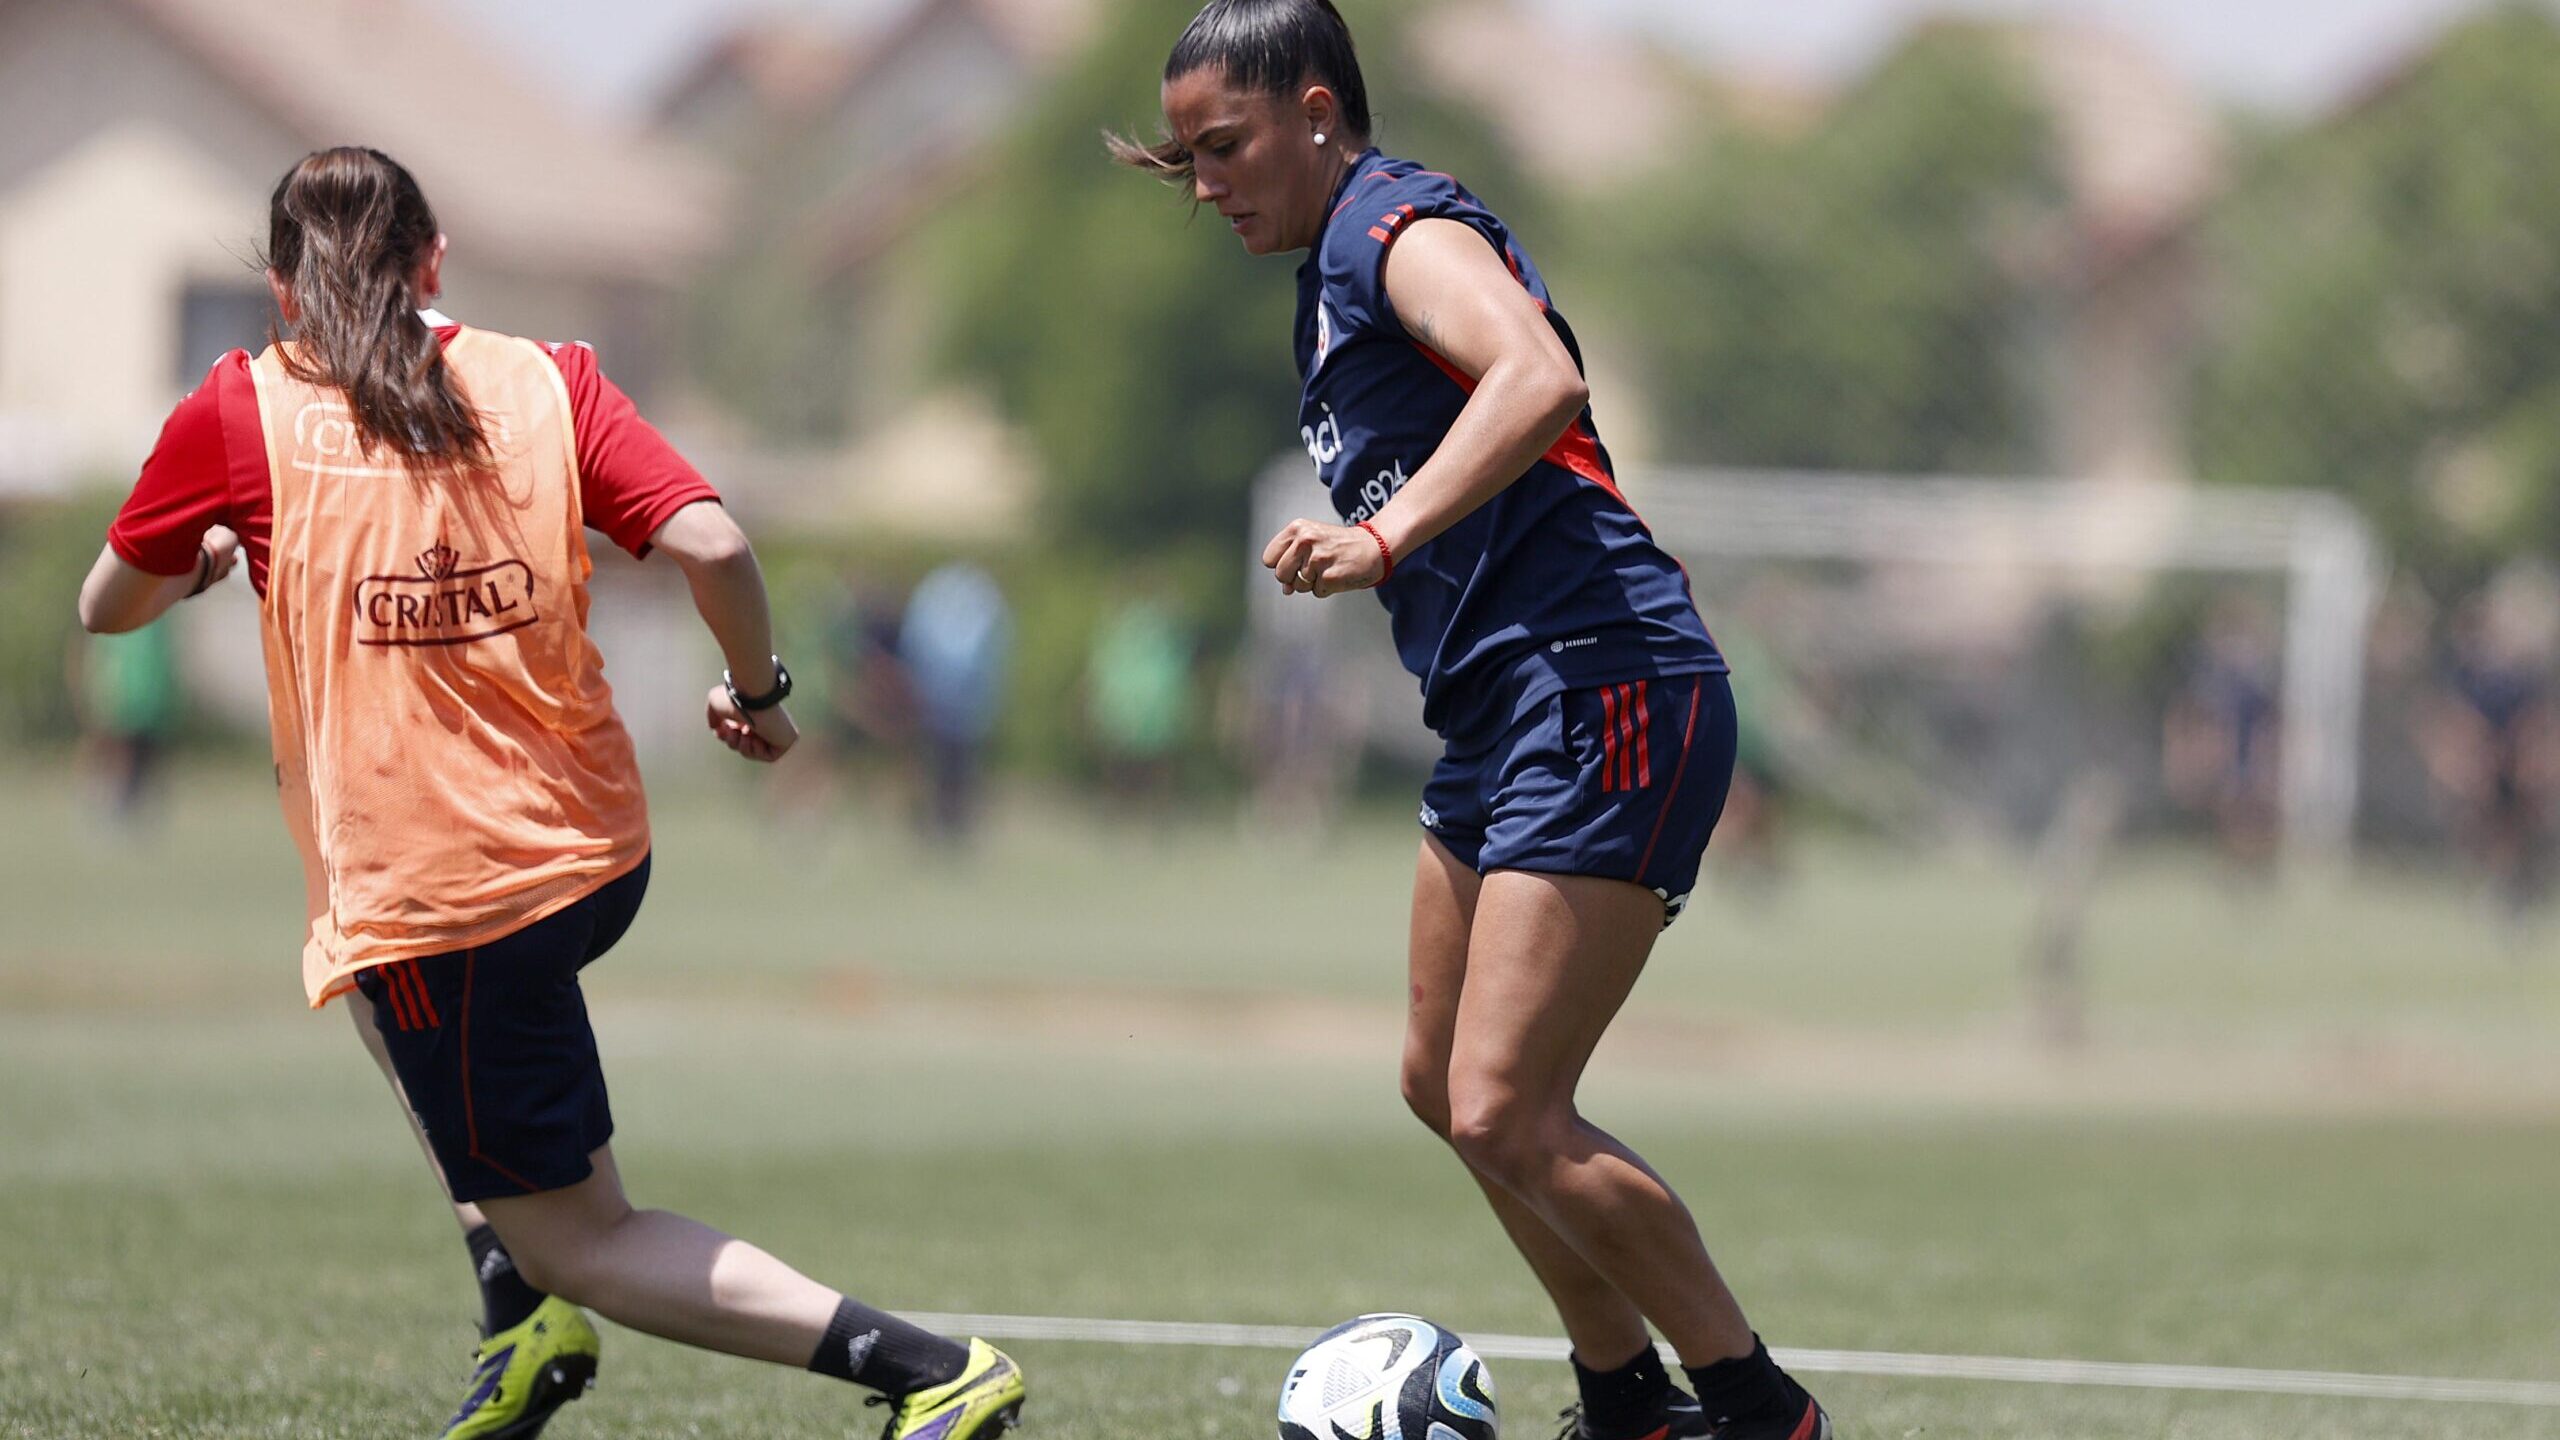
[263,148,492,478]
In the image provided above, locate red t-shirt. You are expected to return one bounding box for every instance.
[107,326,719,594]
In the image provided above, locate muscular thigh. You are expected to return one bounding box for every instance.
[1447,869,1665,1114]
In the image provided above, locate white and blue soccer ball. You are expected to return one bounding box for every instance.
[1278,1313,1498,1440]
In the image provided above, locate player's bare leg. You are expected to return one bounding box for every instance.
[1442,868,1755,1366]
[1403,836,1654,1367]
[475,1145,843,1363]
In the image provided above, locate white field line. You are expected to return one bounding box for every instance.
[903,1312,2560,1409]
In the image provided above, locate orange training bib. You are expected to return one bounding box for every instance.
[249,328,649,1006]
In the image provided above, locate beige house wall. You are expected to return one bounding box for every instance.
[0,121,267,479]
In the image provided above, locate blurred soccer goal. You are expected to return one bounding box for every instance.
[1249,461,2384,872]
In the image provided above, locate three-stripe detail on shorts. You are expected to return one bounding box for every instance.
[375,960,441,1031]
[1599,680,1654,792]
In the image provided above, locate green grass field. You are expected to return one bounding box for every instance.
[4,763,2557,1438]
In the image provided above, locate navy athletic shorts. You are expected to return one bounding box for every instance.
[1421,674,1737,926]
[355,855,650,1204]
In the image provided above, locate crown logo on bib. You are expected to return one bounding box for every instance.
[416,543,460,581]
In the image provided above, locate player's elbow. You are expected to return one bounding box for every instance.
[1536,366,1590,435]
[653,501,754,574]
[77,583,131,635]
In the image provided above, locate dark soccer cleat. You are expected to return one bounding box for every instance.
[865,1338,1025,1440]
[1553,1385,1711,1440]
[1555,1381,1832,1440]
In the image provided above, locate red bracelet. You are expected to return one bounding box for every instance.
[1356,520,1395,584]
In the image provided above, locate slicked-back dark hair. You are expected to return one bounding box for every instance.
[1107,0,1370,182]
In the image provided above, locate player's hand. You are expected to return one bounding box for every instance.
[705,686,798,763]
[195,525,242,593]
[1261,519,1385,599]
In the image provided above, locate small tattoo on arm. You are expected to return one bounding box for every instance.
[1407,307,1443,354]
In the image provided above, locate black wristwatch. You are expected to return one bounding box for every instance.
[724,658,792,713]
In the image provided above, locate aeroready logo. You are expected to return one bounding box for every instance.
[353,541,539,648]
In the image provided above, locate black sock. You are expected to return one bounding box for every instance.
[1684,1337,1791,1423]
[463,1224,545,1337]
[807,1298,971,1396]
[1573,1343,1673,1429]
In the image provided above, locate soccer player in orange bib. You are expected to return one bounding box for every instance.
[78,147,1025,1440]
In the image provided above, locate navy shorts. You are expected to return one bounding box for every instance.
[1422,674,1737,925]
[355,855,650,1204]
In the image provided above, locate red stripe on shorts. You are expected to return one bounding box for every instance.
[1616,684,1638,791]
[1633,679,1654,788]
[458,952,540,1194]
[401,961,440,1028]
[1598,683,1622,792]
[377,964,417,1030]
[1635,677,1706,879]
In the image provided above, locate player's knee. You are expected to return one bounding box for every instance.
[504,1240,576,1301]
[1444,1092,1553,1190]
[1400,1059,1453,1139]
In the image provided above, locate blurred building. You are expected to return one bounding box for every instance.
[1419,7,2219,490]
[0,0,719,493]
[648,0,1098,544]
[1412,2,1828,195]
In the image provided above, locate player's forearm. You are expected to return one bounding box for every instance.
[1368,360,1587,560]
[78,547,197,634]
[683,558,780,693]
[652,502,779,692]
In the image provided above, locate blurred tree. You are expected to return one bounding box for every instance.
[1583,25,2062,474]
[923,0,1527,552]
[2195,3,2560,587]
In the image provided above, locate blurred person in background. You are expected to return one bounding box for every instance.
[73,147,1024,1440]
[823,573,921,781]
[2420,567,2560,936]
[1086,588,1197,819]
[898,559,1011,846]
[67,612,185,832]
[2162,593,2284,878]
[1235,628,1364,840]
[1700,616,1792,894]
[1113,4,1831,1438]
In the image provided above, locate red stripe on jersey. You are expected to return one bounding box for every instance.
[1409,340,1637,516]
[1330,170,1394,221]
[1369,226,1393,242]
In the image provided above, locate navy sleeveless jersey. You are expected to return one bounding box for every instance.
[1294,150,1722,750]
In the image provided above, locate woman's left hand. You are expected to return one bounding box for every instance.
[1261,519,1385,598]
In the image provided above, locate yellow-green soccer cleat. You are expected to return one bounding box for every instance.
[441,1295,600,1439]
[866,1338,1025,1440]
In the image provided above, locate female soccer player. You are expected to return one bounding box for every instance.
[77,147,1024,1440]
[1114,6,1832,1438]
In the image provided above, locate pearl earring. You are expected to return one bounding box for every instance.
[1314,132,1328,147]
